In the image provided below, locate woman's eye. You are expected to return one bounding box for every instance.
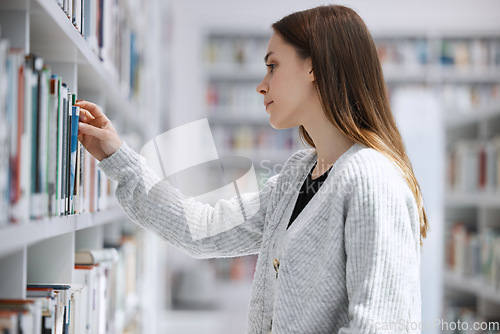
[266,64,276,73]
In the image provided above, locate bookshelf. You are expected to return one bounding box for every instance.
[374,31,500,330]
[0,0,164,332]
[440,33,500,329]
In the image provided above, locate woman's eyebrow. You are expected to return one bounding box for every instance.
[264,51,274,63]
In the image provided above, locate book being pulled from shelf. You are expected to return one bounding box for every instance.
[446,138,500,194]
[0,42,117,227]
[445,222,500,292]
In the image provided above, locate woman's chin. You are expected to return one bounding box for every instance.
[269,118,295,130]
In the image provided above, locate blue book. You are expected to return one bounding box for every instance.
[69,104,79,214]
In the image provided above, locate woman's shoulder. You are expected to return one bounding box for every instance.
[339,143,403,185]
[342,144,410,193]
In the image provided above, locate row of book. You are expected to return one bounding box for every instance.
[54,0,141,98]
[446,138,500,193]
[445,222,500,291]
[376,37,500,69]
[0,234,139,334]
[0,40,116,226]
[376,38,429,69]
[204,34,500,70]
[211,125,299,152]
[204,35,269,67]
[439,38,500,69]
[442,304,500,334]
[206,81,263,114]
[442,83,500,113]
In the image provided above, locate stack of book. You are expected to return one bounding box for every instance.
[0,39,116,226]
[0,234,140,334]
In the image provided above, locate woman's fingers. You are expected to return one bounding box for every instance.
[78,122,108,141]
[74,100,106,120]
[78,108,95,123]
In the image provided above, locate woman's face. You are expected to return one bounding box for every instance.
[256,33,317,129]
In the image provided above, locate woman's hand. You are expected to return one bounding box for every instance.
[75,100,122,161]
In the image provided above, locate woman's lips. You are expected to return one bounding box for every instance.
[265,101,273,110]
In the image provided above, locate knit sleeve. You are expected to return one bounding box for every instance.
[339,152,421,334]
[97,142,280,259]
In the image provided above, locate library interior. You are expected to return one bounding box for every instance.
[0,0,500,333]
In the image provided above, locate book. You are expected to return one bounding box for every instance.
[0,38,9,226]
[7,49,26,223]
[26,287,56,299]
[70,101,80,214]
[75,248,119,265]
[48,75,59,217]
[74,264,98,334]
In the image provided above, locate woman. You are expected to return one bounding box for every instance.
[77,4,427,333]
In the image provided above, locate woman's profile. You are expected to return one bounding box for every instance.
[76,4,427,333]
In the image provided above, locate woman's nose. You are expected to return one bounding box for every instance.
[256,79,268,95]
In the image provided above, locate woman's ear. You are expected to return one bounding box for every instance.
[309,69,315,81]
[304,57,314,81]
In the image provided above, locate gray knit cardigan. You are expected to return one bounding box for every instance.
[98,141,422,334]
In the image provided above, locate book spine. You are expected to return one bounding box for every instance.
[39,67,50,218]
[60,84,68,215]
[0,39,8,226]
[30,63,39,219]
[19,62,32,223]
[65,90,72,215]
[9,53,24,223]
[57,80,65,216]
[48,77,58,217]
[69,104,79,215]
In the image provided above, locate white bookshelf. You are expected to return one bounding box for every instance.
[0,209,127,255]
[0,0,144,134]
[440,32,500,326]
[0,0,165,332]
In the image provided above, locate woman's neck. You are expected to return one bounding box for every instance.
[303,119,355,179]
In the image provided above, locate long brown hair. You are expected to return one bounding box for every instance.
[272,5,428,246]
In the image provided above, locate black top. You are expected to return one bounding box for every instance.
[287,161,332,230]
